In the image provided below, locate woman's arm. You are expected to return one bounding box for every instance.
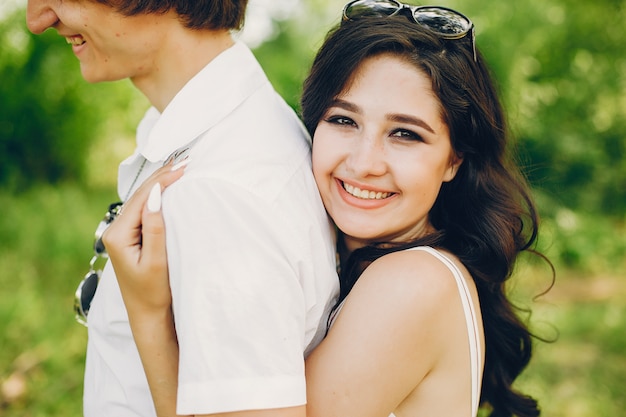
[103,162,188,417]
[305,250,464,417]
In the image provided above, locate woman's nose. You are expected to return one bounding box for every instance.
[345,135,387,177]
[26,0,59,35]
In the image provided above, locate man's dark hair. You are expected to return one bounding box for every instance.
[95,0,248,30]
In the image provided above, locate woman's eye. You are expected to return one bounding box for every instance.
[325,115,356,127]
[391,129,423,142]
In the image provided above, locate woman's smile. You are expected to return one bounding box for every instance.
[340,180,394,200]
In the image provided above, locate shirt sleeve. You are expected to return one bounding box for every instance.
[162,177,308,415]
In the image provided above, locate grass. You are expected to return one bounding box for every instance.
[0,184,624,416]
[515,273,626,416]
[0,184,114,417]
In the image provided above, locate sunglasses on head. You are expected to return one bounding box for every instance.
[74,201,122,326]
[342,0,476,62]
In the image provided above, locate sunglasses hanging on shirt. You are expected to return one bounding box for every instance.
[73,202,122,326]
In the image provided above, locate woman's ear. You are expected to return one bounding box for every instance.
[443,152,464,182]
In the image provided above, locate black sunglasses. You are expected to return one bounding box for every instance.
[342,0,476,62]
[73,202,122,326]
[72,148,191,326]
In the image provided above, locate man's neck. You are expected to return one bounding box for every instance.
[131,25,235,113]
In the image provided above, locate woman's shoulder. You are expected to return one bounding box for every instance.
[337,246,474,340]
[308,247,473,417]
[328,245,478,380]
[359,246,470,301]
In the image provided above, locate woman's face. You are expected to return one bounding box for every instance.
[26,0,173,84]
[312,53,462,252]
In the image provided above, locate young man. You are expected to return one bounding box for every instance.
[26,1,339,416]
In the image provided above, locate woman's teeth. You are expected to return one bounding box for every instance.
[343,182,391,200]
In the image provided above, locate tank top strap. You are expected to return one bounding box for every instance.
[405,246,482,416]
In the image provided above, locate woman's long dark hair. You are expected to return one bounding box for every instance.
[301,16,553,417]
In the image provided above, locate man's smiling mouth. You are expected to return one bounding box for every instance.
[66,36,86,46]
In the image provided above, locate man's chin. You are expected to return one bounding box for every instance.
[80,65,125,84]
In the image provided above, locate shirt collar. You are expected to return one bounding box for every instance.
[137,41,269,163]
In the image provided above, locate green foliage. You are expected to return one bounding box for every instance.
[254,20,315,110]
[0,10,142,190]
[515,281,626,417]
[252,0,341,111]
[0,13,87,187]
[537,207,626,273]
[0,185,116,416]
[0,1,625,414]
[454,0,626,219]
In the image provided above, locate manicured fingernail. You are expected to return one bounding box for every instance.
[171,158,191,171]
[147,183,162,213]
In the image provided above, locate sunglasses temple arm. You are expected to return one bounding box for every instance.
[471,28,477,63]
[89,255,98,270]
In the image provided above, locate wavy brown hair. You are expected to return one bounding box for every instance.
[301,15,553,417]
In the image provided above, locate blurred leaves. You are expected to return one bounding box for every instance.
[0,2,624,416]
[0,10,144,191]
[0,1,624,265]
[0,14,91,187]
[455,0,626,218]
[0,184,110,416]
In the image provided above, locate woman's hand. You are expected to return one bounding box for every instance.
[103,160,189,416]
[102,159,188,316]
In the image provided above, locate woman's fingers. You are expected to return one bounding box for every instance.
[122,159,189,221]
[139,183,169,273]
[102,159,188,260]
[102,159,189,315]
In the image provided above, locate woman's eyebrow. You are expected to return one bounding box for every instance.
[329,99,436,134]
[328,98,361,113]
[388,114,435,133]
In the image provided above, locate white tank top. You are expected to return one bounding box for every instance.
[331,246,482,417]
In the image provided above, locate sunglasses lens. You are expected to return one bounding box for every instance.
[414,7,472,37]
[74,270,100,324]
[345,0,399,19]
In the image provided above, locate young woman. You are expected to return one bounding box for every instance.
[104,2,551,416]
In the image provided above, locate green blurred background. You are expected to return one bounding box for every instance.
[1,0,624,415]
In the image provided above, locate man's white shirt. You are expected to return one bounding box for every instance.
[83,41,339,417]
